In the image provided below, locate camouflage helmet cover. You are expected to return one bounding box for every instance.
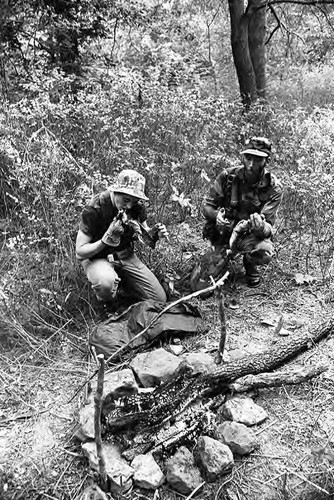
[110,169,149,201]
[241,137,272,158]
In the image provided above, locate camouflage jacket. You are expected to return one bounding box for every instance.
[202,165,283,227]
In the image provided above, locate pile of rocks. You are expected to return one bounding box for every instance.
[77,347,268,497]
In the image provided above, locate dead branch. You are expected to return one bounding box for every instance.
[94,354,107,489]
[105,271,229,364]
[228,364,327,393]
[104,317,334,434]
[205,317,334,389]
[68,272,229,403]
[215,284,227,364]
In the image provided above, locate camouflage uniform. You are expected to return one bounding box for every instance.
[77,170,166,303]
[202,145,283,286]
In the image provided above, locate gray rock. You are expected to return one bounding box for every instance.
[194,435,234,482]
[318,411,334,444]
[80,484,108,500]
[182,352,216,374]
[82,441,134,494]
[76,401,95,441]
[165,446,203,495]
[131,454,164,489]
[90,368,138,401]
[130,348,183,387]
[216,421,258,455]
[218,396,268,426]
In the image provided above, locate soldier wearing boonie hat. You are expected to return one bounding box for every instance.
[76,169,168,308]
[200,136,283,288]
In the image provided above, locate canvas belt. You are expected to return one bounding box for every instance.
[112,248,134,260]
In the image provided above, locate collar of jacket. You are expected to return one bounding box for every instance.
[237,167,271,188]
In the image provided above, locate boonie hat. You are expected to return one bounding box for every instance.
[241,136,272,158]
[110,169,149,201]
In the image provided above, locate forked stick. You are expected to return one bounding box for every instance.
[68,272,229,402]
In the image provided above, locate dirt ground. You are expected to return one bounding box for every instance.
[0,245,333,500]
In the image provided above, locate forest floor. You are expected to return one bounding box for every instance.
[0,226,334,500]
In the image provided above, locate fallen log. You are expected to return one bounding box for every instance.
[228,364,327,393]
[104,317,333,434]
[118,364,327,459]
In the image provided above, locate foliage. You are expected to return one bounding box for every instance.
[0,0,334,325]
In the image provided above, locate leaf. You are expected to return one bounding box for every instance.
[274,315,284,335]
[294,273,316,285]
[200,169,210,183]
[278,328,290,337]
[260,316,277,327]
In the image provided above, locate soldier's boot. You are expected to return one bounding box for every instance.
[243,255,261,288]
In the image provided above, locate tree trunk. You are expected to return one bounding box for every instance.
[228,0,257,107]
[248,0,267,98]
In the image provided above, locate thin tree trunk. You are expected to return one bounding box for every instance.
[248,0,267,98]
[228,0,257,107]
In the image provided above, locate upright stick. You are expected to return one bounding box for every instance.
[94,354,107,489]
[215,282,227,365]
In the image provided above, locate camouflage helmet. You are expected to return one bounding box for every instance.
[241,137,272,158]
[110,169,149,201]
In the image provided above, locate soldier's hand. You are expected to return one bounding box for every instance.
[101,219,124,247]
[216,209,231,229]
[150,223,169,242]
[229,219,250,251]
[250,213,265,231]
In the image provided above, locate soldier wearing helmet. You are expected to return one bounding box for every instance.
[76,169,168,306]
[201,137,283,287]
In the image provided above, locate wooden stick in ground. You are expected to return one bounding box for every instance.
[214,278,227,365]
[95,354,107,490]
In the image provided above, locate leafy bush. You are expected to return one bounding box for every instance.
[1,68,333,325]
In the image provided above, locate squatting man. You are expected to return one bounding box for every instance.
[76,169,169,306]
[202,137,283,287]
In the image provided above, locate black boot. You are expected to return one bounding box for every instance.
[243,256,261,288]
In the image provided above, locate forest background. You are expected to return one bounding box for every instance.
[0,0,334,499]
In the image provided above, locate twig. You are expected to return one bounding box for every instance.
[95,354,107,490]
[185,481,205,500]
[104,271,229,364]
[285,467,330,495]
[90,346,99,366]
[255,419,278,435]
[215,279,227,364]
[67,272,229,403]
[0,408,50,424]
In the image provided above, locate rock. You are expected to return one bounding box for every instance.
[130,348,183,387]
[182,352,216,375]
[216,421,258,455]
[90,368,138,402]
[194,435,234,482]
[165,446,203,495]
[169,344,184,356]
[131,454,164,489]
[82,442,134,494]
[218,396,268,426]
[318,411,334,444]
[76,401,95,441]
[80,484,108,500]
